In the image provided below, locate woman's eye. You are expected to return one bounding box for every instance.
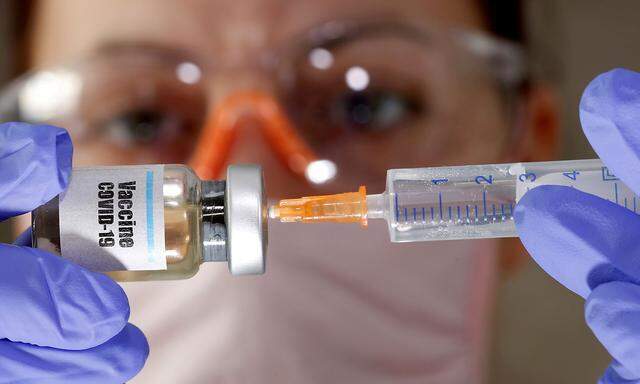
[100,108,192,146]
[104,109,164,144]
[330,88,424,134]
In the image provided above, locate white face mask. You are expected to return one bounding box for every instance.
[125,220,499,383]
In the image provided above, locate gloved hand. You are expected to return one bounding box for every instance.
[515,68,640,384]
[0,122,148,383]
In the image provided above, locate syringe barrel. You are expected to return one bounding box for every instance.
[384,159,637,242]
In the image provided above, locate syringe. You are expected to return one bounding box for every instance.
[269,159,640,242]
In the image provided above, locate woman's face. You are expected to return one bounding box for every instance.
[27,0,547,198]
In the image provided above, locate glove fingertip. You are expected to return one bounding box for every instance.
[73,268,131,348]
[514,185,640,299]
[579,68,630,115]
[94,270,132,321]
[586,282,640,378]
[0,123,74,219]
[513,185,538,226]
[0,323,149,383]
[599,360,639,384]
[112,324,150,381]
[585,281,640,329]
[585,282,616,326]
[0,245,132,350]
[55,127,73,190]
[13,228,32,246]
[579,68,640,194]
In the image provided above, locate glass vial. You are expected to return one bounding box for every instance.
[32,164,267,281]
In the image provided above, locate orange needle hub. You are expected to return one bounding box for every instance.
[269,186,368,227]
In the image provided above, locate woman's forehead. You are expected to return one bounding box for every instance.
[31,0,485,67]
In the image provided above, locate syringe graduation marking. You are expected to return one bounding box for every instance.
[395,200,512,226]
[394,194,399,222]
[483,190,487,217]
[393,176,517,228]
[607,180,640,214]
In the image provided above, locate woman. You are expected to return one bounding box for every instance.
[0,0,558,382]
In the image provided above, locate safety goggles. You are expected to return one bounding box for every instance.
[0,20,528,191]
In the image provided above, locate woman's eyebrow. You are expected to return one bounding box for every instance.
[91,41,205,64]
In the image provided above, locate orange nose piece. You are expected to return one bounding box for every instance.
[189,90,319,180]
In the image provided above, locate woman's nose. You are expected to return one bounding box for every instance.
[189,90,315,176]
[188,88,332,196]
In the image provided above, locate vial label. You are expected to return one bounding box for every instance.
[58,165,166,272]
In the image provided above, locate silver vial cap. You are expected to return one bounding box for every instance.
[225,164,267,275]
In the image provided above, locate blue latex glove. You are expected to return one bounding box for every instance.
[0,122,148,383]
[515,68,640,384]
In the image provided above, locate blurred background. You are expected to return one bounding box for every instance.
[1,1,640,383]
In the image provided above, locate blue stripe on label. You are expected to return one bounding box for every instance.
[146,171,155,262]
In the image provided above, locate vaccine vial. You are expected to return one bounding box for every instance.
[32,164,267,281]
